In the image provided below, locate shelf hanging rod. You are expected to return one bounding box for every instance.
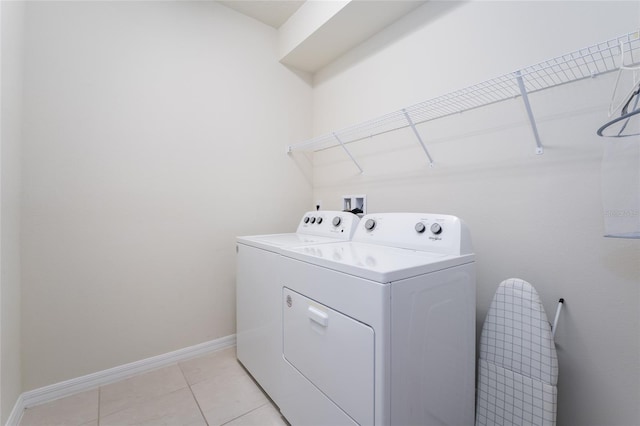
[333,132,364,174]
[515,70,544,155]
[402,109,434,167]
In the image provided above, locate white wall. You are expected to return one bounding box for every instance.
[13,2,640,424]
[311,2,639,425]
[20,1,312,391]
[1,0,25,422]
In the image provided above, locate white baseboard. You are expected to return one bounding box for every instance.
[5,334,236,426]
[5,394,25,426]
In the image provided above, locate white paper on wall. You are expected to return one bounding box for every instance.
[601,136,640,238]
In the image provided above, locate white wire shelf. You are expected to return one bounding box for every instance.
[287,30,640,171]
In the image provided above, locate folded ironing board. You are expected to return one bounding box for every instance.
[476,278,558,426]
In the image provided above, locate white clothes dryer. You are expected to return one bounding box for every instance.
[277,213,476,426]
[236,211,360,407]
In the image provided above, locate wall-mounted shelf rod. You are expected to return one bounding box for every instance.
[286,30,640,172]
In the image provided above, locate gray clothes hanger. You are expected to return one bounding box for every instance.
[597,85,640,137]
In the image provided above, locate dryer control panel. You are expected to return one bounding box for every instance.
[296,211,360,240]
[353,213,473,255]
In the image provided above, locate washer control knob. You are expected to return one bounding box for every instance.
[332,216,341,227]
[415,222,426,233]
[365,219,376,231]
[310,217,316,224]
[303,217,310,224]
[430,223,442,235]
[317,217,323,224]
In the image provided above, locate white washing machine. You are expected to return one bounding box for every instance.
[277,213,476,426]
[236,211,360,407]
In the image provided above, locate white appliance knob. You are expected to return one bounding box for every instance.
[365,219,376,231]
[317,217,323,224]
[303,217,310,224]
[415,222,426,233]
[310,217,316,224]
[430,223,442,235]
[332,216,341,227]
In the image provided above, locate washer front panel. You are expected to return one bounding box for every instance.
[283,288,374,425]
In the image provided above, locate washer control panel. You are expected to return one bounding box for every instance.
[297,211,360,239]
[353,213,472,255]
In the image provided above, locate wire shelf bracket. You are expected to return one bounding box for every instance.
[286,30,640,171]
[515,70,544,155]
[333,132,363,174]
[402,108,435,167]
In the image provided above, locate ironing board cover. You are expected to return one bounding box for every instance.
[476,278,558,426]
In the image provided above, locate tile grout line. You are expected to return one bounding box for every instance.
[177,361,209,426]
[219,402,271,426]
[96,363,190,423]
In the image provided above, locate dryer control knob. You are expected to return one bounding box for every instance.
[415,222,426,233]
[310,217,316,224]
[430,223,442,235]
[365,219,376,231]
[317,217,323,224]
[303,217,310,224]
[332,216,341,227]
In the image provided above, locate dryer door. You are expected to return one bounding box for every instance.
[283,288,374,425]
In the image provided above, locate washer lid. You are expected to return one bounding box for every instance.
[237,233,342,253]
[282,241,475,283]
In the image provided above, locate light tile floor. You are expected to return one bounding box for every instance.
[19,347,289,426]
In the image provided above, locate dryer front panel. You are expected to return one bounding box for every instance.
[283,288,374,425]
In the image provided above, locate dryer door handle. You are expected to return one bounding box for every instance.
[307,306,329,327]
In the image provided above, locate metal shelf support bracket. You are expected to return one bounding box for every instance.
[515,70,544,155]
[333,132,364,174]
[402,109,434,167]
